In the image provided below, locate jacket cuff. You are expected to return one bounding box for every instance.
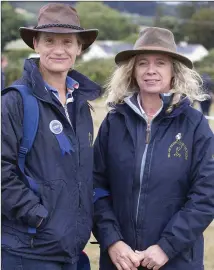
[99,224,124,252]
[157,237,177,260]
[26,204,48,228]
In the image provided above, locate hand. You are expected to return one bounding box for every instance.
[108,241,141,270]
[135,245,169,270]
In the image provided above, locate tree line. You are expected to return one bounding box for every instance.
[2,2,214,88]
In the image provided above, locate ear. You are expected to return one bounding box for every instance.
[76,44,82,56]
[33,37,39,53]
[171,77,175,88]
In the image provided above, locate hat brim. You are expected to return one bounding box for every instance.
[115,47,193,69]
[19,27,99,51]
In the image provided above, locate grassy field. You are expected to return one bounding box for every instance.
[86,99,214,270]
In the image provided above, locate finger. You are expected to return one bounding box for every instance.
[115,262,123,270]
[135,251,145,261]
[128,252,141,268]
[141,257,150,267]
[120,260,132,270]
[119,254,134,269]
[153,265,160,270]
[147,261,156,269]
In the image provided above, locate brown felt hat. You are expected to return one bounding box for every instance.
[19,3,99,51]
[115,27,193,69]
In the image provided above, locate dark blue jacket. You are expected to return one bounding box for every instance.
[1,58,101,263]
[93,94,214,270]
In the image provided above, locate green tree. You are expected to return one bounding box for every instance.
[194,49,214,80]
[184,8,214,50]
[75,2,138,40]
[176,3,197,19]
[1,2,25,50]
[123,32,138,44]
[75,58,115,90]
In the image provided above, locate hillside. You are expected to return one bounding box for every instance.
[9,1,177,17]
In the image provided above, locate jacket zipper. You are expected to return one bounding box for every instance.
[146,121,151,144]
[135,120,152,225]
[63,103,75,132]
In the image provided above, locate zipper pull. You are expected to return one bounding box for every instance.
[146,123,151,144]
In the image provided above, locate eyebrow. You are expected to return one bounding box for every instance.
[43,34,53,38]
[43,34,74,39]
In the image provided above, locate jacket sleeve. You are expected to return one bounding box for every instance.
[158,115,214,260]
[93,114,124,252]
[1,90,48,228]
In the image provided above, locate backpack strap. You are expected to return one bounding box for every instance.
[11,86,39,175]
[93,188,110,203]
[4,85,40,234]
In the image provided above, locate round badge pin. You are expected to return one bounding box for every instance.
[49,120,63,135]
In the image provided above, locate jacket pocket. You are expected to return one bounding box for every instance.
[181,247,193,262]
[192,235,204,262]
[36,179,64,231]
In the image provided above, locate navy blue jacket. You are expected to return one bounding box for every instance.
[1,58,101,263]
[93,94,214,270]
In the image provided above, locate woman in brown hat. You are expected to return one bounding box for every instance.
[93,27,214,270]
[2,3,100,270]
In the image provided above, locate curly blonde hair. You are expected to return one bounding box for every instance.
[105,56,209,105]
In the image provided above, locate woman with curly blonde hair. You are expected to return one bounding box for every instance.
[93,27,214,270]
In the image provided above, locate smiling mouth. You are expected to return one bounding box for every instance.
[144,79,160,82]
[144,80,160,84]
[51,58,68,61]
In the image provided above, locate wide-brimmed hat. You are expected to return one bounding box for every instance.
[115,27,193,69]
[19,3,99,51]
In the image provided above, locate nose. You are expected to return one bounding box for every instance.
[52,42,65,55]
[146,63,157,75]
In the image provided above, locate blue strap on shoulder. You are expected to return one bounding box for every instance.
[11,85,39,174]
[10,85,40,234]
[93,188,110,203]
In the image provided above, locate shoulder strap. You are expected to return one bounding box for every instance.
[10,85,39,173]
[3,85,39,234]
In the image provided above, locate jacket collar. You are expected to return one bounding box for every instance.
[112,92,190,119]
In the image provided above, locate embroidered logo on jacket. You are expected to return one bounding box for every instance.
[168,133,188,160]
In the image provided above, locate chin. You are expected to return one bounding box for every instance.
[145,89,163,94]
[47,67,70,73]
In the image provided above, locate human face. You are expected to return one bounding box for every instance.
[134,53,173,95]
[33,32,82,74]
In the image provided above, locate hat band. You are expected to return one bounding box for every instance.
[34,23,84,31]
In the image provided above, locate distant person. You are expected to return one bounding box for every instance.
[200,73,214,116]
[1,55,8,89]
[93,27,214,270]
[2,3,100,270]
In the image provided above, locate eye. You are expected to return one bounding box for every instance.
[157,61,165,66]
[45,38,53,44]
[64,39,73,44]
[138,61,147,66]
